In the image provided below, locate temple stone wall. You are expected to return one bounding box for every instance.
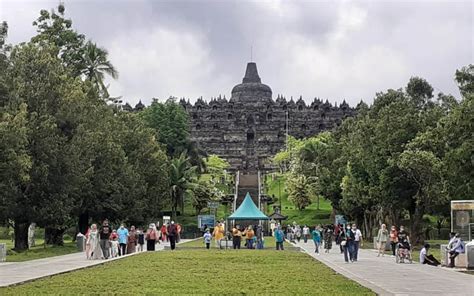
[180,62,357,172]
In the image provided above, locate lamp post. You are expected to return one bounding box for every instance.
[278,176,282,212]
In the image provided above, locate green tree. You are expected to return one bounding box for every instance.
[169,154,198,220]
[141,98,190,156]
[80,41,118,99]
[286,173,312,210]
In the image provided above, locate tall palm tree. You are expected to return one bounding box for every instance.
[169,153,198,220]
[81,41,118,99]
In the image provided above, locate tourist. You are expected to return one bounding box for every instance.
[352,224,362,261]
[295,224,302,243]
[376,224,389,257]
[160,223,168,242]
[117,224,129,256]
[337,225,345,254]
[110,229,118,241]
[203,229,212,249]
[212,222,224,249]
[127,225,138,254]
[447,232,465,268]
[232,225,242,249]
[275,225,285,250]
[137,227,145,252]
[323,225,333,253]
[286,225,294,243]
[397,226,411,262]
[99,220,113,259]
[244,225,255,249]
[176,223,182,243]
[312,226,321,254]
[343,224,355,263]
[420,243,440,266]
[334,224,341,247]
[110,236,119,258]
[167,221,178,250]
[256,225,264,249]
[146,223,158,251]
[302,225,310,243]
[389,225,398,257]
[85,223,101,260]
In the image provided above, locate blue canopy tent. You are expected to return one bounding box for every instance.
[228,193,269,221]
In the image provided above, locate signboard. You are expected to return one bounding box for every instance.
[163,216,171,225]
[451,200,474,241]
[207,201,220,209]
[198,215,215,230]
[335,215,347,226]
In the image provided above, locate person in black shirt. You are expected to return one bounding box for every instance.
[167,221,178,250]
[99,220,112,259]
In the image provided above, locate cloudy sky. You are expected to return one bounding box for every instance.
[1,0,472,106]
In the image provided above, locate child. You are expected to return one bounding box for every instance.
[137,228,145,252]
[203,230,212,249]
[110,237,119,258]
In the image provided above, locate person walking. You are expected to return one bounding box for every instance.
[295,224,302,243]
[389,225,398,257]
[127,225,138,254]
[167,221,178,250]
[137,227,145,252]
[274,225,285,250]
[176,223,182,243]
[376,224,389,257]
[160,224,168,242]
[146,223,158,251]
[99,220,113,259]
[343,224,355,263]
[117,224,129,256]
[352,224,363,261]
[203,229,212,249]
[232,225,242,249]
[85,224,102,260]
[244,225,255,249]
[256,225,264,249]
[302,225,310,243]
[312,226,321,254]
[323,225,333,253]
[212,222,225,249]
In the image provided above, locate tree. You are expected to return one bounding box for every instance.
[169,154,198,220]
[31,4,85,77]
[397,149,445,243]
[455,64,474,98]
[80,41,118,99]
[191,180,221,215]
[141,98,190,156]
[286,174,312,210]
[204,154,230,182]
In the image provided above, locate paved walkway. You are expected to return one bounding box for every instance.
[296,241,474,296]
[0,239,192,287]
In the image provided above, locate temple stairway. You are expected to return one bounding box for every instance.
[236,173,259,209]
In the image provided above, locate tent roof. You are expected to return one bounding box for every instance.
[268,212,288,220]
[228,193,269,220]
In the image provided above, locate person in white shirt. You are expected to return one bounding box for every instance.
[420,243,440,266]
[302,225,310,243]
[352,224,363,261]
[447,232,465,268]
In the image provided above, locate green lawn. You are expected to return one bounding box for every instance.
[1,239,77,262]
[265,174,333,226]
[1,243,374,295]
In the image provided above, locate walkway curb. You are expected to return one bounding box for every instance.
[0,239,196,287]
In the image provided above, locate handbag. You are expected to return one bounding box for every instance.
[341,240,347,246]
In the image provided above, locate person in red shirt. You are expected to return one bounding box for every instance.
[160,224,168,242]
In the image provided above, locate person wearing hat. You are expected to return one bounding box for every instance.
[167,221,178,250]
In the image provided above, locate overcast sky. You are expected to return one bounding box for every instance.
[1,0,472,106]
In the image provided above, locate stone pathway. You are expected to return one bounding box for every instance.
[296,241,474,296]
[0,239,192,287]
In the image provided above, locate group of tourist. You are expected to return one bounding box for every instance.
[84,219,183,259]
[203,222,266,250]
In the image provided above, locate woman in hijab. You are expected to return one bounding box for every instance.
[86,223,103,260]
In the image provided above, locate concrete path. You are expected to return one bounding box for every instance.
[0,239,192,287]
[296,241,474,296]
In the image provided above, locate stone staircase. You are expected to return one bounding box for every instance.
[236,173,259,208]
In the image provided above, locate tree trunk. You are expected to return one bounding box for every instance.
[411,206,424,245]
[44,227,65,246]
[14,221,29,251]
[78,212,89,235]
